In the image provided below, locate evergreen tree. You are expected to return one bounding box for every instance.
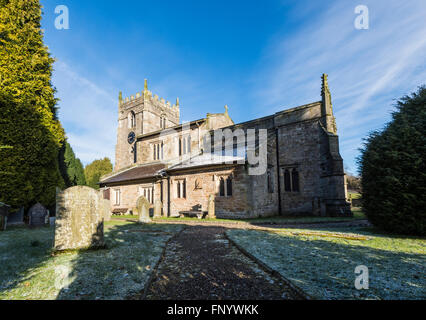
[59,141,86,187]
[358,86,426,235]
[0,0,65,208]
[85,158,113,190]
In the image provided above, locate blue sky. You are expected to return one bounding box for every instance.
[40,0,426,174]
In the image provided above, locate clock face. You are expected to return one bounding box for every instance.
[127,131,135,144]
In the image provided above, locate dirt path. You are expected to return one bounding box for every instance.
[145,226,302,300]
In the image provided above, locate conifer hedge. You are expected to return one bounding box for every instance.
[0,0,65,208]
[359,87,426,235]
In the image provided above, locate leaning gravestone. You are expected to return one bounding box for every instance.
[54,186,104,251]
[0,202,10,231]
[29,203,48,227]
[207,195,215,218]
[154,199,162,218]
[7,207,24,226]
[136,196,151,223]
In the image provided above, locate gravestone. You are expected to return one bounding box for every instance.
[100,198,111,222]
[44,210,50,224]
[207,195,215,218]
[29,203,48,227]
[136,196,151,223]
[54,186,104,251]
[0,202,10,231]
[7,207,24,226]
[154,199,162,218]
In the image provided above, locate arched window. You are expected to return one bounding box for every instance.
[187,136,191,153]
[219,178,225,197]
[176,180,186,198]
[292,169,300,192]
[284,169,291,192]
[129,111,136,128]
[226,177,233,196]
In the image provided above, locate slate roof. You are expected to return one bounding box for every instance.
[100,163,166,185]
[167,152,245,172]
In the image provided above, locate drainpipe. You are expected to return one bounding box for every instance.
[275,126,282,216]
[167,175,171,217]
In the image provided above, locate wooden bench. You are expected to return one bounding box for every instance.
[112,208,128,216]
[179,211,208,219]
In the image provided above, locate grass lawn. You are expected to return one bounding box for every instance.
[111,215,139,220]
[348,192,361,199]
[227,226,425,300]
[0,221,182,300]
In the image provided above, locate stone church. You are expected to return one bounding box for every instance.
[99,74,351,218]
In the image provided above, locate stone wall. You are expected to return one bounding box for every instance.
[168,166,252,218]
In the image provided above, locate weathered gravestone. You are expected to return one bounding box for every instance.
[100,198,111,222]
[7,207,24,226]
[154,199,162,218]
[54,186,104,251]
[136,196,151,223]
[207,195,215,218]
[0,202,10,231]
[29,203,48,227]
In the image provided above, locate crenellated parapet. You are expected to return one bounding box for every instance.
[119,79,180,112]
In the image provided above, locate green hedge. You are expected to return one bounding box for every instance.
[359,87,426,235]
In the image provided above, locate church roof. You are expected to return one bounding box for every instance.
[100,163,166,185]
[166,152,245,172]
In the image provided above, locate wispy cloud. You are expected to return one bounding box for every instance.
[252,0,426,172]
[53,60,117,165]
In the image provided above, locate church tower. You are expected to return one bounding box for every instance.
[114,79,180,171]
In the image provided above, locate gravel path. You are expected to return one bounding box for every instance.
[145,226,301,300]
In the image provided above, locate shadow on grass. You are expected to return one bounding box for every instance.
[0,222,182,300]
[227,228,426,299]
[0,225,54,298]
[55,221,181,300]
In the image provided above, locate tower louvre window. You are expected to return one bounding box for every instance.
[129,111,136,128]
